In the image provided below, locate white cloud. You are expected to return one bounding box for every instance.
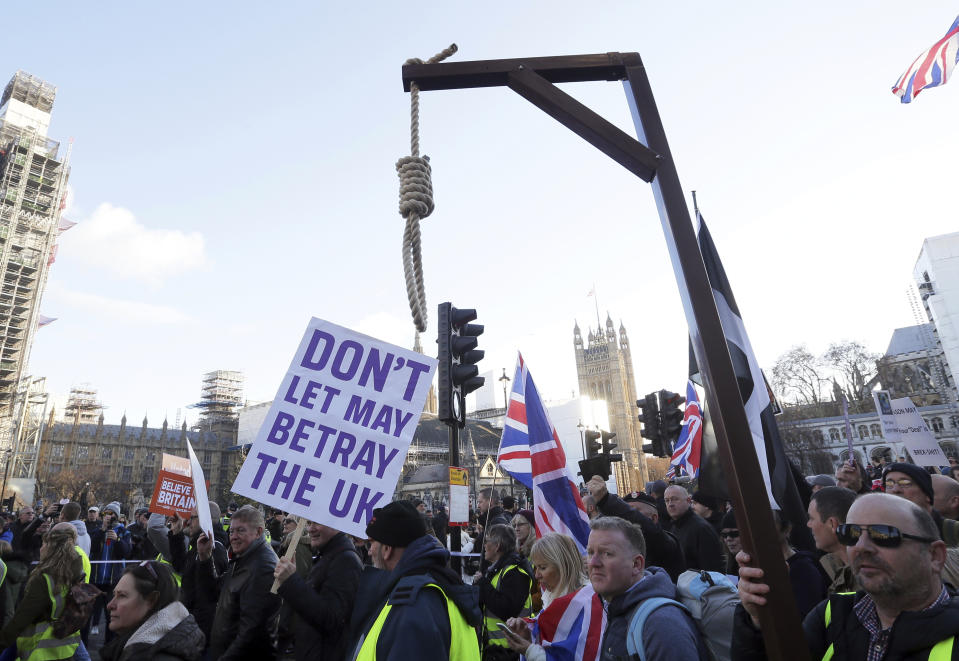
[63,203,208,286]
[53,285,191,325]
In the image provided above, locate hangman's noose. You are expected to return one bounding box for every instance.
[398,43,458,334]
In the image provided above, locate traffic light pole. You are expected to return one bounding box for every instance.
[448,422,461,575]
[404,52,808,660]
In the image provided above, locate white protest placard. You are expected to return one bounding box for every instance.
[186,439,214,538]
[872,390,900,442]
[448,467,469,527]
[889,396,948,467]
[231,317,437,538]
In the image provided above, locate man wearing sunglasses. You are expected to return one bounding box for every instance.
[882,463,959,547]
[731,493,959,660]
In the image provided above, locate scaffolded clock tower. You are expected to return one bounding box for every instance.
[574,315,646,492]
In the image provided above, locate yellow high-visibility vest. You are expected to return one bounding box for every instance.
[355,582,479,661]
[15,573,81,661]
[483,563,533,648]
[822,593,954,661]
[73,547,90,584]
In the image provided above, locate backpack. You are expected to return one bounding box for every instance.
[674,570,738,661]
[52,579,102,638]
[625,570,738,661]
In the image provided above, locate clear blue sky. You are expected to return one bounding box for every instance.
[3,2,958,424]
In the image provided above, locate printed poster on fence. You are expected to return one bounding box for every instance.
[231,317,437,538]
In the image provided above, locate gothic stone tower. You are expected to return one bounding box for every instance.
[574,315,647,492]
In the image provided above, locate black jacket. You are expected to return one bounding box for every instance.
[100,603,205,661]
[476,551,533,621]
[596,492,687,581]
[348,535,482,661]
[170,528,229,647]
[10,518,42,560]
[277,532,363,661]
[731,589,959,660]
[200,535,280,660]
[669,508,725,573]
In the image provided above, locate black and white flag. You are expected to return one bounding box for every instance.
[692,214,812,548]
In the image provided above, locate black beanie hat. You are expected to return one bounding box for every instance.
[721,509,737,530]
[691,491,720,512]
[366,500,428,548]
[882,462,934,505]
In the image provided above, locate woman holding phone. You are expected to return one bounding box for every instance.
[503,533,606,661]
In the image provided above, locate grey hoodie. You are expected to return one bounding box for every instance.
[67,519,91,555]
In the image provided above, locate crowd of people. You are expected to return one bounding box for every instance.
[0,456,953,660]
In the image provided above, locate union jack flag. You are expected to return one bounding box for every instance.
[892,15,959,103]
[668,380,703,478]
[498,353,592,552]
[528,584,605,661]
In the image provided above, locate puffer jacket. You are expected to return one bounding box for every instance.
[99,602,205,661]
[199,535,280,660]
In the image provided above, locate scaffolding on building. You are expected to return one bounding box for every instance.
[0,72,69,423]
[63,384,103,425]
[2,72,56,114]
[190,370,244,433]
[7,375,48,480]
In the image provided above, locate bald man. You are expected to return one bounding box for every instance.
[932,474,959,521]
[663,485,724,572]
[732,493,959,659]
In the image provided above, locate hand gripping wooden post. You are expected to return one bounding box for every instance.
[270,516,306,594]
[402,51,810,661]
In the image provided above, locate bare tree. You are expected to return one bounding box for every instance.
[823,340,880,402]
[771,345,827,405]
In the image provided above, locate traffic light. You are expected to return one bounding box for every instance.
[637,392,661,450]
[659,389,686,451]
[584,429,602,457]
[601,431,622,463]
[437,302,485,427]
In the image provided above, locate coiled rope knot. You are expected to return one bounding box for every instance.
[396,155,434,220]
[399,43,457,334]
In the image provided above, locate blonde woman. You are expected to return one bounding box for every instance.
[504,533,606,661]
[0,524,86,660]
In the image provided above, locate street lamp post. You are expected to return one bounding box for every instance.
[499,368,511,412]
[577,420,586,460]
[499,368,515,500]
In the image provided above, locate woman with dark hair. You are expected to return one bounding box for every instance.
[99,560,204,661]
[0,524,85,660]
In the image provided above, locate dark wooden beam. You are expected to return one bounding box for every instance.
[404,51,810,660]
[621,53,809,659]
[506,66,660,183]
[402,53,630,91]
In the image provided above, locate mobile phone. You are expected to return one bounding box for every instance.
[495,622,521,638]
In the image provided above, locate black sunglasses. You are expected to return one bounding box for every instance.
[835,523,938,548]
[720,531,740,539]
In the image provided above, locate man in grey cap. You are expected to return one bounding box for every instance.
[806,474,837,493]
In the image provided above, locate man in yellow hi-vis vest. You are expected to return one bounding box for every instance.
[733,493,959,659]
[348,501,482,661]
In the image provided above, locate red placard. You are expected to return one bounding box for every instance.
[150,469,196,518]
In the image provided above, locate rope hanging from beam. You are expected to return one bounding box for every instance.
[398,43,457,333]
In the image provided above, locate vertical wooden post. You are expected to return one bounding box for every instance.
[622,54,808,658]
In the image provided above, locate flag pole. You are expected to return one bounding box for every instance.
[592,283,601,330]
